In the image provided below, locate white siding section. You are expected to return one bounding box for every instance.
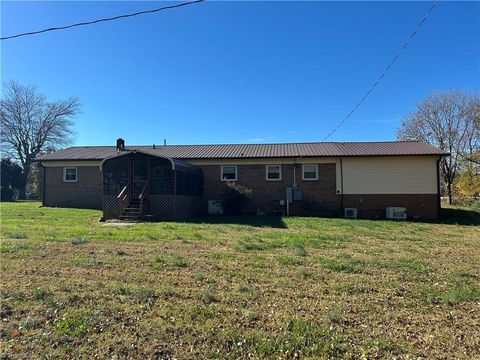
[342,156,438,194]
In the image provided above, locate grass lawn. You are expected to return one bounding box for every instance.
[1,202,479,358]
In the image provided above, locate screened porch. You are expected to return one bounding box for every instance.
[101,151,203,220]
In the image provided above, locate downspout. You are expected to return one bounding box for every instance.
[40,163,46,206]
[289,158,300,216]
[293,160,297,187]
[340,158,344,214]
[436,157,441,219]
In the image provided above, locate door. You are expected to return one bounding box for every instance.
[130,158,148,199]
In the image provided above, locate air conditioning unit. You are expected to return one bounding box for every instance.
[344,208,357,219]
[386,207,407,220]
[208,200,223,215]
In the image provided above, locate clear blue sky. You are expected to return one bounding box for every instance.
[1,1,479,146]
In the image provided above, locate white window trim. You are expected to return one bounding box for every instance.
[63,167,78,182]
[302,164,318,181]
[266,164,282,181]
[220,165,237,181]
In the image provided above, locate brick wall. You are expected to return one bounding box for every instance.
[41,162,440,220]
[342,194,439,220]
[43,166,103,209]
[197,163,341,216]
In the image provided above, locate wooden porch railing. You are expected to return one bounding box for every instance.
[117,184,129,215]
[138,181,149,215]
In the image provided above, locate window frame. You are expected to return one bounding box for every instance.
[302,164,318,181]
[220,165,238,181]
[265,164,282,181]
[63,167,78,182]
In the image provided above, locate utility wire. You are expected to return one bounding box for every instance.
[321,0,439,142]
[1,0,204,41]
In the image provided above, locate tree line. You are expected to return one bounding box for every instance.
[0,81,479,205]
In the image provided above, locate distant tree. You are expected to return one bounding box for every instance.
[397,91,480,204]
[455,165,480,199]
[462,100,480,165]
[0,81,79,199]
[0,158,23,201]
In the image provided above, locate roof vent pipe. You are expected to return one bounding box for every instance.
[116,138,125,151]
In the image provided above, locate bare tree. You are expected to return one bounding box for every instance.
[1,80,79,199]
[462,100,480,165]
[397,91,479,204]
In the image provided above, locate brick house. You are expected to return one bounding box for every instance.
[36,139,447,220]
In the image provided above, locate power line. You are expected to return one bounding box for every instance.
[321,0,439,142]
[1,0,204,41]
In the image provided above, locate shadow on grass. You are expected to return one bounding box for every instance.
[185,215,288,229]
[436,208,480,226]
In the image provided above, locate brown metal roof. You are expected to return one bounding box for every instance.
[36,141,447,161]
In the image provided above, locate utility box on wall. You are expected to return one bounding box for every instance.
[286,187,302,202]
[293,190,302,201]
[285,187,293,203]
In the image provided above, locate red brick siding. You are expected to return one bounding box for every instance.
[43,166,103,209]
[342,194,439,220]
[197,163,341,216]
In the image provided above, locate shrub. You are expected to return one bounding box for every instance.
[221,182,252,215]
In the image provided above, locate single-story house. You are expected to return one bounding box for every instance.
[36,139,447,220]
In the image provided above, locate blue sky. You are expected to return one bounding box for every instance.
[1,1,479,146]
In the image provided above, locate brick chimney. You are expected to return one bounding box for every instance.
[116,138,125,151]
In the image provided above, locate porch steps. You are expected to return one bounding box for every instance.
[119,204,142,221]
[119,215,141,221]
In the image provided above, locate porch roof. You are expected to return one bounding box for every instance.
[100,149,201,173]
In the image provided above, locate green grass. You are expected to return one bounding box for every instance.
[319,258,363,273]
[1,201,479,358]
[55,309,94,337]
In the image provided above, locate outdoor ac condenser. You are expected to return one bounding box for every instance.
[208,200,223,215]
[386,207,407,220]
[344,208,357,219]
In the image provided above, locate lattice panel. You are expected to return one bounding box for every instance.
[149,195,175,220]
[103,195,119,219]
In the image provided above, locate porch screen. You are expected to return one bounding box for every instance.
[150,158,174,195]
[103,157,128,195]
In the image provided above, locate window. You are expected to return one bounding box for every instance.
[302,164,318,180]
[266,165,282,181]
[63,167,77,182]
[221,166,237,181]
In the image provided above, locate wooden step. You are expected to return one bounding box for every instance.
[119,214,141,220]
